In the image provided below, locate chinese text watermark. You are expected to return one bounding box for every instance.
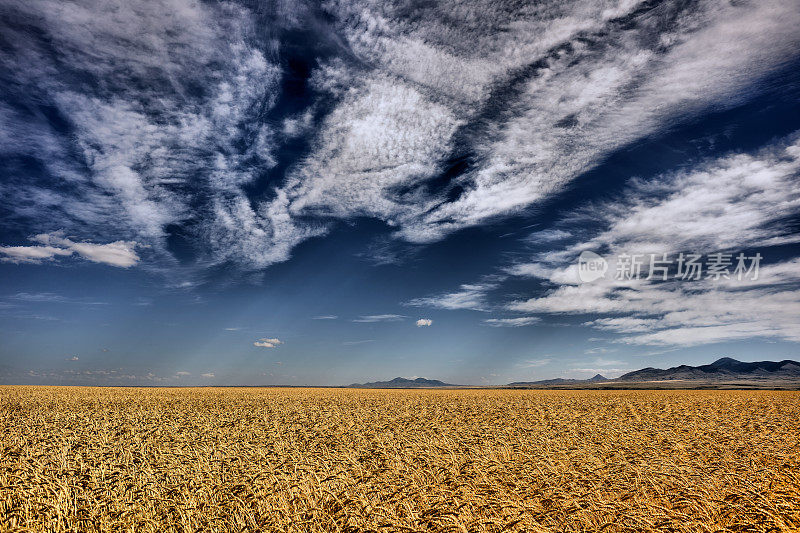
[577,252,761,283]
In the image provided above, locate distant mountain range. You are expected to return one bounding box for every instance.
[615,357,800,382]
[508,358,800,388]
[350,359,800,389]
[349,377,459,388]
[508,374,609,387]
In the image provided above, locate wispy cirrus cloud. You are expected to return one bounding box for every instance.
[352,314,405,323]
[504,136,800,346]
[7,292,107,305]
[484,317,541,328]
[406,282,497,311]
[1,0,798,274]
[342,339,374,346]
[0,0,293,270]
[286,0,800,245]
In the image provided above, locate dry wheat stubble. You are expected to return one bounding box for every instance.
[1,387,799,532]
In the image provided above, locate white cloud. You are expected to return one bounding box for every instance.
[403,0,800,238]
[504,136,800,347]
[484,317,541,327]
[280,0,800,247]
[68,356,79,361]
[415,318,433,327]
[201,372,215,378]
[312,315,338,320]
[526,230,571,243]
[254,338,283,348]
[175,371,191,377]
[12,292,108,305]
[352,314,405,323]
[0,0,289,269]
[406,282,496,311]
[510,260,800,347]
[0,245,72,264]
[0,232,139,267]
[272,73,461,236]
[58,240,139,268]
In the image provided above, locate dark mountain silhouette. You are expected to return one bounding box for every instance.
[349,359,800,389]
[509,374,608,387]
[507,359,800,388]
[508,378,581,386]
[617,357,800,382]
[349,377,459,388]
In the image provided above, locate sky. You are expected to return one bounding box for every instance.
[0,0,799,386]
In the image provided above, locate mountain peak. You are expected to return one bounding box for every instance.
[710,357,741,367]
[350,377,457,388]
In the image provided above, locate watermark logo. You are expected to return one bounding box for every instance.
[576,251,761,283]
[578,250,608,282]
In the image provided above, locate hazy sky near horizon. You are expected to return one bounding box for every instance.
[1,0,799,385]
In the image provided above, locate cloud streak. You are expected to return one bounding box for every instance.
[352,314,405,323]
[504,136,800,346]
[406,282,497,311]
[0,233,140,267]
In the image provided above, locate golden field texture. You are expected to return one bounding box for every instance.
[1,387,799,532]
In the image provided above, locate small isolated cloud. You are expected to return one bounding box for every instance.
[224,327,243,331]
[68,356,79,361]
[352,314,405,323]
[254,337,283,348]
[484,317,541,327]
[0,233,139,267]
[201,372,215,378]
[175,371,190,376]
[416,318,433,327]
[312,315,338,320]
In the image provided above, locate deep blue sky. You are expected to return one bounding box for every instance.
[1,0,799,385]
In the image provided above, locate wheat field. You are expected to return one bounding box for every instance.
[1,387,799,532]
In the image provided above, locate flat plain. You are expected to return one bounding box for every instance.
[1,387,799,532]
